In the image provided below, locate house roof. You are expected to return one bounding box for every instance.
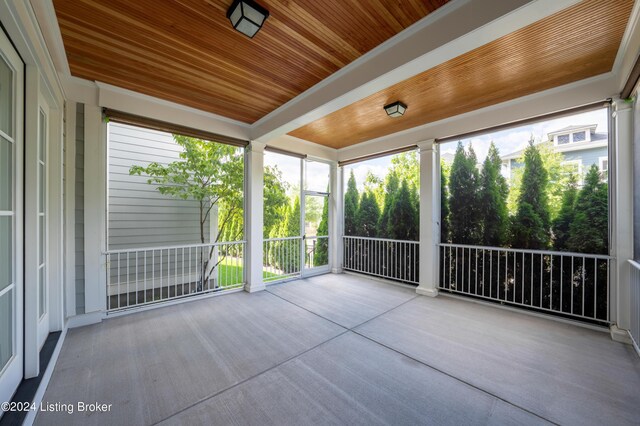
[548,124,597,135]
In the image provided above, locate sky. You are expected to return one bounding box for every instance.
[345,108,609,190]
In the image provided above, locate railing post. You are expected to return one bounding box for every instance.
[416,140,439,297]
[330,164,344,274]
[610,98,634,343]
[245,141,265,293]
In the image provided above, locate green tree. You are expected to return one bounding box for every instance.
[281,196,301,272]
[314,195,329,266]
[263,165,290,238]
[510,140,550,249]
[377,172,399,238]
[386,180,418,240]
[567,165,608,254]
[356,191,381,237]
[344,170,359,236]
[552,174,578,250]
[479,142,509,246]
[130,135,244,287]
[449,142,482,244]
[507,141,574,219]
[440,162,450,243]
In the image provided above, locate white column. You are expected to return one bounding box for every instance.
[330,163,344,273]
[416,140,439,297]
[47,106,65,332]
[83,106,107,315]
[245,141,265,293]
[610,99,634,343]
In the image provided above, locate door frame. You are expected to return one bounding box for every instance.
[300,158,331,278]
[0,27,25,407]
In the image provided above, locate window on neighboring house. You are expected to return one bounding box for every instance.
[557,134,570,144]
[572,131,586,142]
[599,156,608,182]
[561,159,583,184]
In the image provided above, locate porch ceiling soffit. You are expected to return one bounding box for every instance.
[51,0,450,124]
[288,0,634,149]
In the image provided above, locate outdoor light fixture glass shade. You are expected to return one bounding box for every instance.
[227,0,269,38]
[384,101,407,117]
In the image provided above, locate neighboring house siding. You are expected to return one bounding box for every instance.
[75,104,85,314]
[107,123,209,251]
[561,147,608,170]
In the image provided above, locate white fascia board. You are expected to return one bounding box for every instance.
[30,0,71,76]
[96,82,251,140]
[251,0,582,143]
[264,135,338,161]
[337,73,617,161]
[613,0,640,92]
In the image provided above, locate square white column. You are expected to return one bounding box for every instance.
[610,99,634,343]
[416,140,439,297]
[330,164,344,274]
[245,141,265,292]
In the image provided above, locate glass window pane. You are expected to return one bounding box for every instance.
[39,163,45,214]
[0,289,13,370]
[0,216,11,292]
[304,161,330,193]
[0,57,12,137]
[39,266,45,317]
[0,136,11,211]
[39,215,44,266]
[304,195,328,237]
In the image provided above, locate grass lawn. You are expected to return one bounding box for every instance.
[217,258,279,287]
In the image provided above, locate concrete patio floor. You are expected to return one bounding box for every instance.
[36,273,640,425]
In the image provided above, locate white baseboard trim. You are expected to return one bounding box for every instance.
[610,324,633,345]
[342,270,418,290]
[23,327,68,426]
[439,292,610,333]
[244,283,266,293]
[106,287,245,318]
[416,286,439,297]
[66,311,104,328]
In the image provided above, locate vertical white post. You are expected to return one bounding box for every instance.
[24,65,40,378]
[64,101,77,318]
[330,164,344,274]
[47,106,64,332]
[610,99,634,342]
[416,140,439,297]
[245,141,265,292]
[83,106,107,315]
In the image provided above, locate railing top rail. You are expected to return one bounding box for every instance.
[629,259,640,271]
[264,236,303,242]
[439,243,613,260]
[105,240,246,255]
[343,235,419,244]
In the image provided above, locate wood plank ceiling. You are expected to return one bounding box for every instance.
[53,0,449,124]
[289,0,634,148]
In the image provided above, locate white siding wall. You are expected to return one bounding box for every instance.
[107,123,209,251]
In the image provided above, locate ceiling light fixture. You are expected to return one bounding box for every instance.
[384,101,407,117]
[227,0,270,39]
